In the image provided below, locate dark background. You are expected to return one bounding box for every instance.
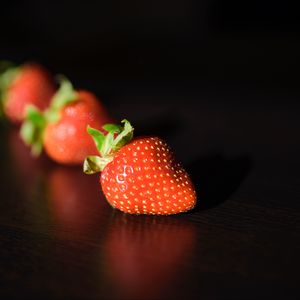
[0,1,300,300]
[1,0,300,94]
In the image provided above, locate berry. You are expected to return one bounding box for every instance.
[84,120,197,215]
[21,78,112,164]
[0,62,55,123]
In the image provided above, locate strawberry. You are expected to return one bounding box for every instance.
[0,61,55,123]
[20,78,112,164]
[84,120,197,215]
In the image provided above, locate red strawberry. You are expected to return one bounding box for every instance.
[0,62,55,124]
[84,120,197,215]
[21,78,112,164]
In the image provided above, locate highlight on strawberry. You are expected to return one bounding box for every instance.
[20,77,112,164]
[0,61,55,124]
[83,120,197,215]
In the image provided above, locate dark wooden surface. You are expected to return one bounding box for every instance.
[0,87,299,300]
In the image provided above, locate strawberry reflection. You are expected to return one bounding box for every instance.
[47,167,109,240]
[6,128,54,232]
[104,214,196,300]
[8,128,51,196]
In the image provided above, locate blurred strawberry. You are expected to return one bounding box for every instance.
[104,215,196,300]
[0,61,56,124]
[21,77,112,164]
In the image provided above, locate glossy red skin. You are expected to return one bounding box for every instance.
[100,137,197,215]
[44,90,112,165]
[4,63,56,124]
[104,216,196,300]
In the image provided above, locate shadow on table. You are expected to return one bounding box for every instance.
[187,154,253,211]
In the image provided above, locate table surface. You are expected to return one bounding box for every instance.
[0,86,299,300]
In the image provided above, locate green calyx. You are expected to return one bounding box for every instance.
[45,75,77,123]
[20,105,46,156]
[20,77,77,156]
[0,61,20,118]
[83,119,134,174]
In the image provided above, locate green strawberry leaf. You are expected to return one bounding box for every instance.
[20,121,34,144]
[101,132,115,156]
[51,76,77,110]
[111,119,134,152]
[20,105,46,156]
[0,61,15,73]
[87,126,105,155]
[102,123,122,134]
[26,105,46,126]
[86,120,134,172]
[45,76,77,123]
[83,155,113,174]
[0,61,20,118]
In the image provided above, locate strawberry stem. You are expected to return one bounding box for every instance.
[84,119,134,174]
[20,105,46,156]
[44,76,77,123]
[83,155,113,174]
